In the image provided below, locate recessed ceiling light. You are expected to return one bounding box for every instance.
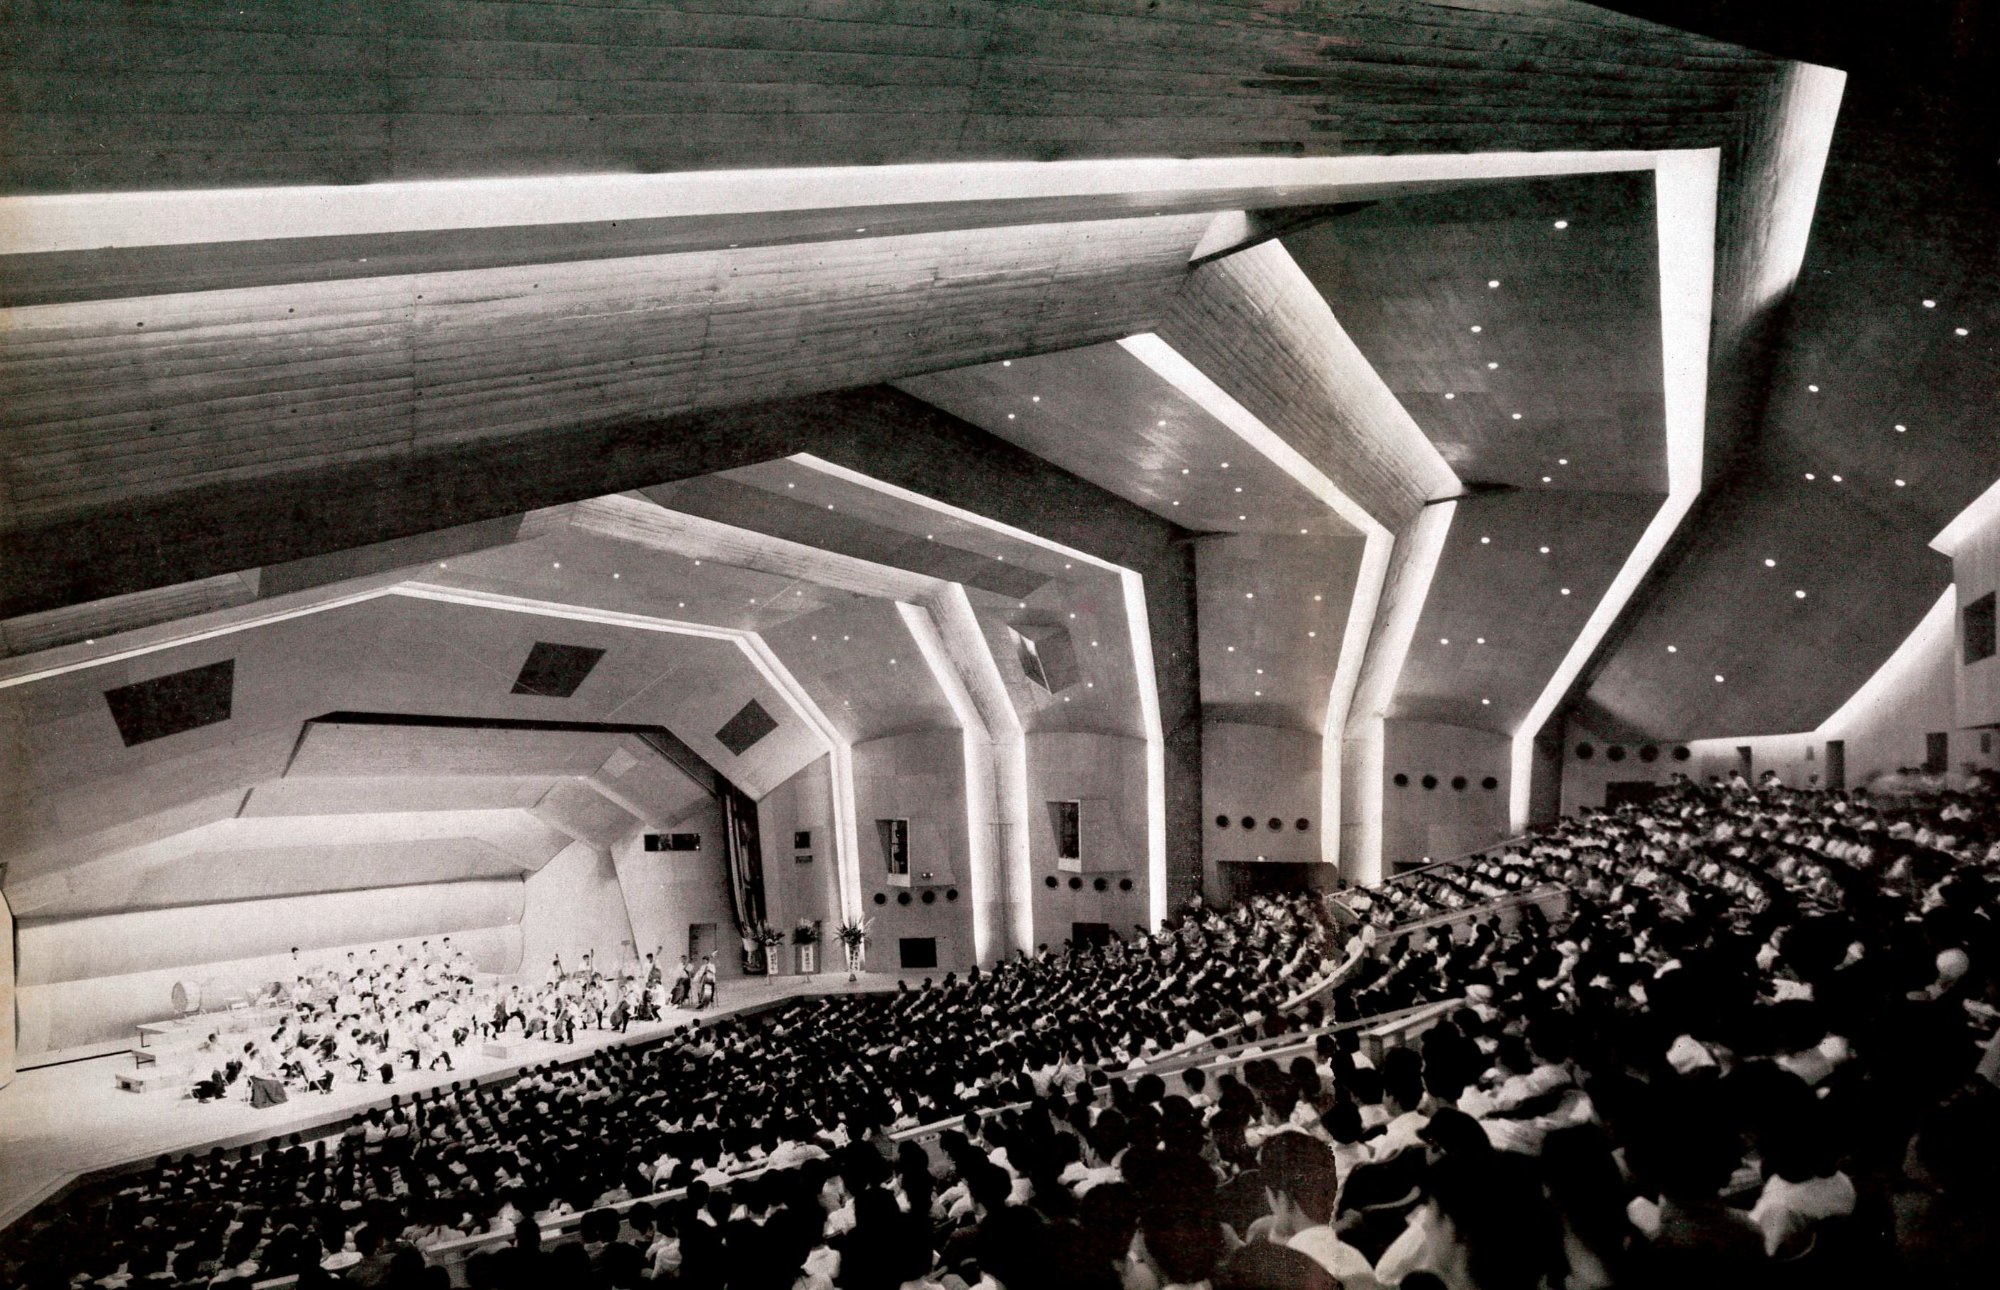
[1440,638,1449,645]
[1091,640,1099,647]
[678,601,686,608]
[1831,474,1843,483]
[843,635,850,642]
[1764,558,1776,567]
[1069,612,1076,618]
[1896,424,1907,432]
[85,638,94,645]
[1254,691,1262,697]
[1172,500,1181,506]
[1182,468,1190,475]
[1002,360,1011,366]
[1511,412,1522,420]
[749,598,757,604]
[1234,486,1243,493]
[1063,695,1071,702]
[1087,682,1095,688]
[1560,588,1571,596]
[1715,674,1726,683]
[889,658,896,665]
[612,573,621,580]
[1157,420,1166,427]
[1308,631,1317,638]
[1300,528,1309,535]
[1667,645,1677,653]
[1031,396,1040,403]
[1220,462,1230,469]
[1795,589,1808,598]
[1487,362,1499,370]
[552,561,561,569]
[1553,220,1569,229]
[1480,536,1491,544]
[1475,637,1486,645]
[811,635,818,641]
[1006,413,1015,420]
[927,534,935,540]
[1539,546,1550,554]
[1808,385,1819,393]
[1239,515,1247,521]
[1542,476,1552,483]
[1488,280,1500,289]
[437,562,447,569]
[1256,668,1264,675]
[855,227,866,233]
[1895,479,1907,487]
[1955,327,1970,336]
[1470,325,1482,333]
[1482,698,1491,705]
[1804,472,1816,481]
[1313,594,1323,602]
[1227,646,1236,652]
[1245,592,1255,600]
[1923,299,1937,308]
[1445,393,1456,400]
[1558,458,1568,465]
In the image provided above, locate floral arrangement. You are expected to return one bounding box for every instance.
[833,919,871,950]
[755,925,786,948]
[792,921,821,946]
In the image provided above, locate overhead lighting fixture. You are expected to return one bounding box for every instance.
[1553,220,1569,229]
[1439,637,1449,645]
[1804,472,1816,481]
[1002,360,1011,366]
[1667,645,1677,653]
[1470,325,1483,333]
[1006,413,1015,420]
[1538,546,1550,554]
[1542,476,1552,483]
[1923,299,1937,308]
[1831,474,1843,483]
[551,562,561,569]
[1560,588,1571,596]
[1896,424,1907,432]
[1808,384,1819,393]
[1245,592,1255,600]
[1220,462,1230,469]
[1227,646,1236,652]
[1308,631,1317,638]
[1480,536,1491,544]
[1714,674,1726,683]
[1896,479,1907,487]
[1313,594,1323,602]
[1795,589,1808,599]
[1482,698,1491,705]
[1488,280,1501,289]
[1031,396,1040,403]
[1511,412,1522,420]
[1955,327,1970,336]
[1444,392,1456,400]
[1763,558,1776,567]
[1487,362,1500,370]
[1475,636,1487,646]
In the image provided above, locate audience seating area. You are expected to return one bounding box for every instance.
[7,774,2000,1289]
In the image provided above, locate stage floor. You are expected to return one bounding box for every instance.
[0,972,887,1232]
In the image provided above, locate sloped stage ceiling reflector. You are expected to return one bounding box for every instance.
[511,642,606,697]
[102,659,235,746]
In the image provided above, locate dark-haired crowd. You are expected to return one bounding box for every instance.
[10,774,2000,1289]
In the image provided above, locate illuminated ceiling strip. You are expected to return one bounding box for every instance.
[1117,331,1393,865]
[1347,502,1458,886]
[1816,585,1956,736]
[393,583,863,921]
[0,585,400,690]
[896,602,999,965]
[2,153,1675,255]
[1509,149,1720,830]
[1930,478,2000,557]
[792,453,1169,931]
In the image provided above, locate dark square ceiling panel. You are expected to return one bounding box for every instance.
[102,658,235,747]
[715,698,780,757]
[512,642,606,698]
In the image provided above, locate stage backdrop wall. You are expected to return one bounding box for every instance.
[852,730,974,971]
[756,756,841,968]
[519,840,637,980]
[12,879,523,1059]
[609,797,739,976]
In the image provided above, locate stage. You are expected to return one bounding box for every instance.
[0,971,890,1233]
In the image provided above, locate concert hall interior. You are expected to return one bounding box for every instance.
[2,2,1998,1288]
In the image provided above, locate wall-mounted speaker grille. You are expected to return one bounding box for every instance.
[512,642,605,697]
[715,699,778,756]
[644,833,702,852]
[103,659,235,746]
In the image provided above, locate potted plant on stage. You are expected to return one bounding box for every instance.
[833,919,871,982]
[755,924,786,975]
[792,920,821,975]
